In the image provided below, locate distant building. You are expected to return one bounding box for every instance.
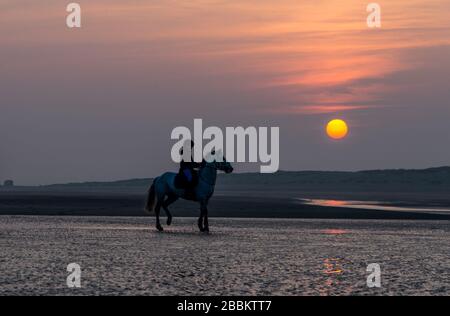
[3,180,14,187]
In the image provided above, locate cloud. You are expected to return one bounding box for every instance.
[276,105,375,115]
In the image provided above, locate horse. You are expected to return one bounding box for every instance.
[144,157,233,232]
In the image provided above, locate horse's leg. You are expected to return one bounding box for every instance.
[198,202,205,232]
[198,201,207,232]
[203,201,210,233]
[162,194,177,226]
[155,200,164,232]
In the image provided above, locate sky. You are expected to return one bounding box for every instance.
[1,0,450,185]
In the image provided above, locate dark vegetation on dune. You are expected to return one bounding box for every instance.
[4,166,447,193]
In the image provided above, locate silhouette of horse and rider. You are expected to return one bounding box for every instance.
[145,142,233,232]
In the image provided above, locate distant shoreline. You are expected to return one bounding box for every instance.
[2,166,450,190]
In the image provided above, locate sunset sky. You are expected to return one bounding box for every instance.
[1,0,450,185]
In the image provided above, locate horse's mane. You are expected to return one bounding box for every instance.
[203,149,224,163]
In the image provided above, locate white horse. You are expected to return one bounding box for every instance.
[145,156,233,232]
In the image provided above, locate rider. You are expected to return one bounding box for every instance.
[179,140,202,200]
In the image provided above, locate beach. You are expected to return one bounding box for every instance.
[0,216,448,296]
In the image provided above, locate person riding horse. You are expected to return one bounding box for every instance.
[145,148,233,232]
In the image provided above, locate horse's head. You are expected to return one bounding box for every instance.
[204,150,234,174]
[214,160,234,174]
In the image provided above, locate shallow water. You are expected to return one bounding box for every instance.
[0,216,449,295]
[299,198,450,214]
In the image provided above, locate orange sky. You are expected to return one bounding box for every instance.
[2,0,449,115]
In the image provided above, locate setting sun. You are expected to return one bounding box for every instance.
[326,119,349,140]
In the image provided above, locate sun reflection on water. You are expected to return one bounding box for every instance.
[319,258,345,296]
[323,258,344,275]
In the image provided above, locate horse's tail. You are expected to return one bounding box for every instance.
[144,179,157,215]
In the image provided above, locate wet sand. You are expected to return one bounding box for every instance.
[1,192,449,220]
[0,216,448,296]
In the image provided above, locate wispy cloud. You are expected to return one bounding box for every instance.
[274,105,375,115]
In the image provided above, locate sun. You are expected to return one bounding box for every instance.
[326,119,349,140]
